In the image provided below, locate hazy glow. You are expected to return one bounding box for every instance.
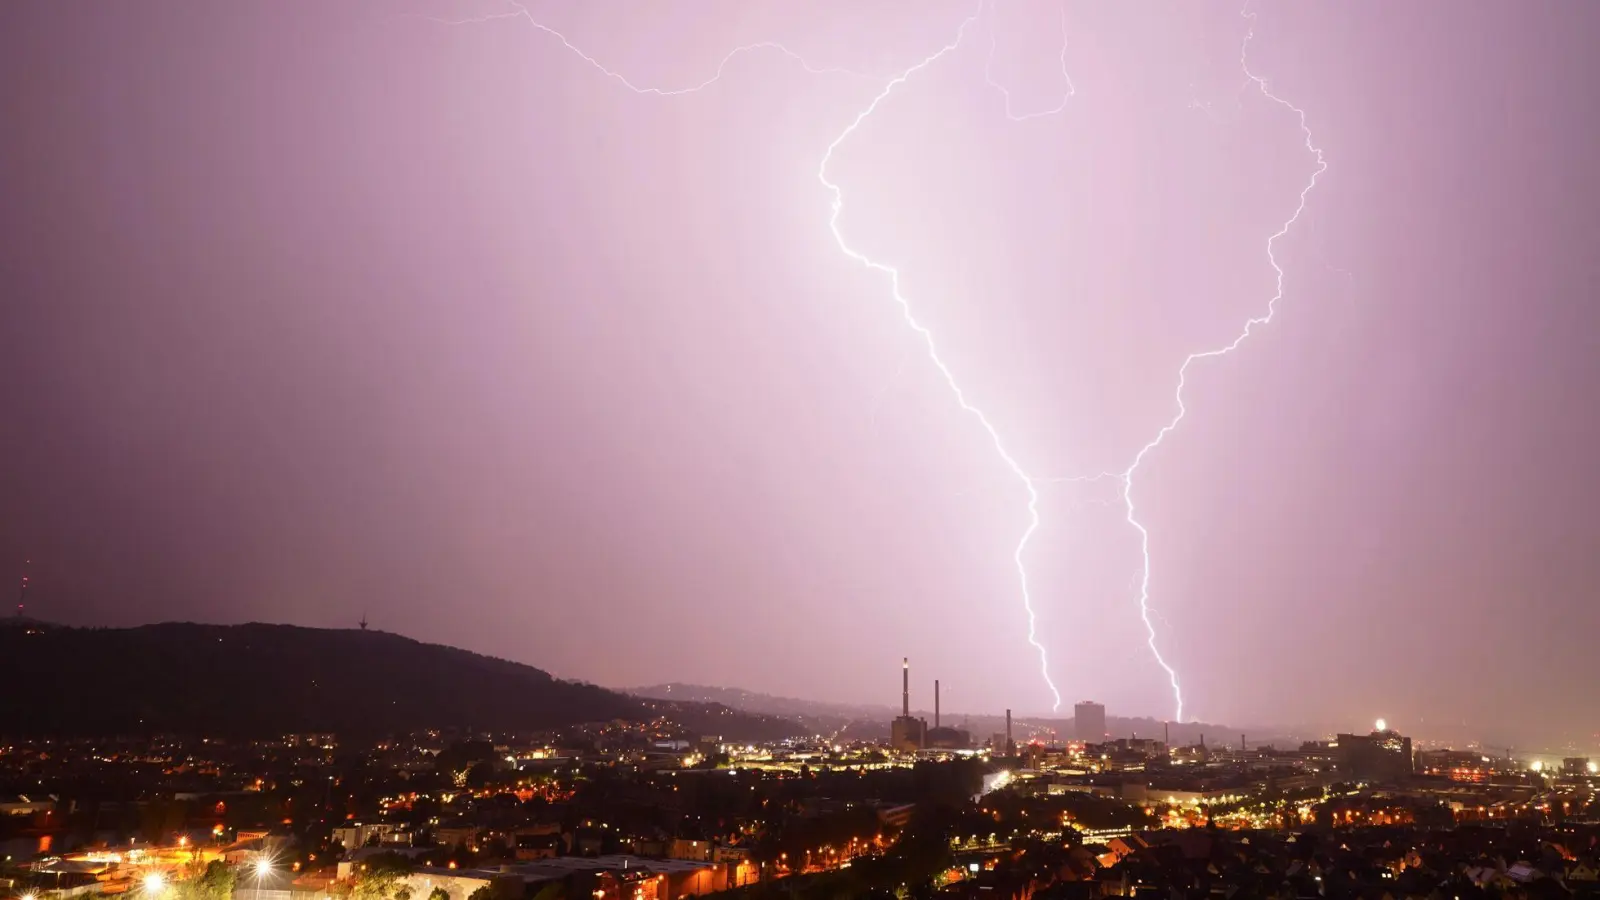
[1375,718,1386,732]
[6,2,1600,739]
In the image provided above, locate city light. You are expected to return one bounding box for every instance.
[1374,719,1386,732]
[255,858,273,879]
[144,873,166,894]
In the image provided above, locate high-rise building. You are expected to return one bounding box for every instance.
[1074,701,1106,742]
[1334,725,1413,781]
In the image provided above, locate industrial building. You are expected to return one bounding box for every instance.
[888,659,971,752]
[890,658,926,752]
[924,679,971,750]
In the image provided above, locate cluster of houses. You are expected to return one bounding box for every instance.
[948,824,1600,899]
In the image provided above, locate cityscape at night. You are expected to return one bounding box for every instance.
[4,654,1600,900]
[4,0,1600,898]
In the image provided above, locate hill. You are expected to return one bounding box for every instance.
[0,622,800,741]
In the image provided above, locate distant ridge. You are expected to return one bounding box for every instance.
[629,682,1292,748]
[0,623,801,740]
[630,682,898,721]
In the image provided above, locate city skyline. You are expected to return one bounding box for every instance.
[3,1,1599,740]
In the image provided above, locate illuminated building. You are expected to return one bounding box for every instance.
[1416,749,1491,783]
[333,823,413,851]
[1334,724,1413,781]
[1074,701,1106,742]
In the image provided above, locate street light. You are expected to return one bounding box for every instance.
[144,873,167,894]
[249,857,275,900]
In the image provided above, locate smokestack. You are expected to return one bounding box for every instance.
[1164,721,1170,746]
[1005,709,1013,754]
[934,680,940,729]
[1240,734,1246,751]
[901,658,909,718]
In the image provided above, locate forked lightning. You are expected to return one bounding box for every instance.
[422,1,1327,721]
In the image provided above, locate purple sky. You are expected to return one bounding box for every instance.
[4,1,1598,746]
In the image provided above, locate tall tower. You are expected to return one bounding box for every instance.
[934,679,940,729]
[901,657,909,718]
[890,658,925,752]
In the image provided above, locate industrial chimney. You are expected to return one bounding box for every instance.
[901,658,909,718]
[934,679,940,729]
[1005,709,1013,754]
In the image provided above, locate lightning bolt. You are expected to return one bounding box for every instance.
[818,4,1065,713]
[424,0,1074,712]
[422,0,1325,722]
[983,0,1075,122]
[410,3,880,92]
[1117,3,1328,723]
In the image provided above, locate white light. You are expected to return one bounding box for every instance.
[1375,719,1386,732]
[144,874,166,893]
[255,859,273,878]
[968,863,980,873]
[1588,761,1597,774]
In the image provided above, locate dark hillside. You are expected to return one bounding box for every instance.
[0,622,797,740]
